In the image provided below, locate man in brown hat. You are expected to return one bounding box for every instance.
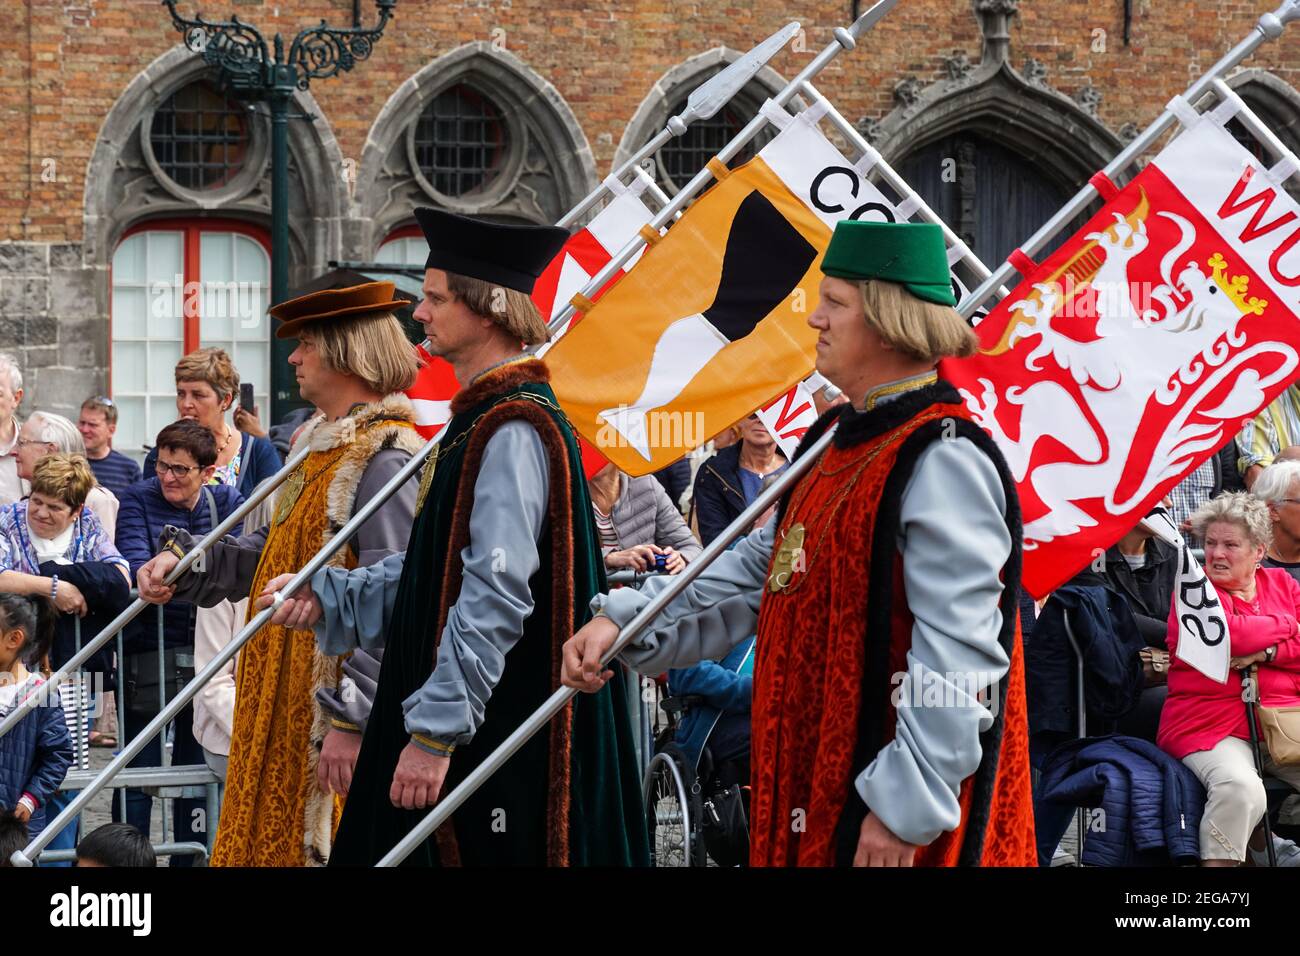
[135,281,425,866]
[261,208,649,867]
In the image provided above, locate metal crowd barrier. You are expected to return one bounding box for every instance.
[31,600,221,866]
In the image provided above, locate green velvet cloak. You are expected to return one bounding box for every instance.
[328,359,649,867]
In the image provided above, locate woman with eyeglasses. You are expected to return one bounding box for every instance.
[0,452,131,864]
[142,348,280,496]
[112,418,245,864]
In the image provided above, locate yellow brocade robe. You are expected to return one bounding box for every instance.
[210,400,420,866]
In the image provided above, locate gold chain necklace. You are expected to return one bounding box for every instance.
[766,425,915,595]
[414,391,574,513]
[272,445,349,527]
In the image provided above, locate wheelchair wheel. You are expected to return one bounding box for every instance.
[643,750,703,867]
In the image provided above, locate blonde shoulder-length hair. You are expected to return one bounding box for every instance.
[858,279,978,364]
[299,312,419,395]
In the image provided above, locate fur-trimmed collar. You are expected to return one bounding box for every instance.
[450,357,551,415]
[294,392,418,453]
[831,379,964,449]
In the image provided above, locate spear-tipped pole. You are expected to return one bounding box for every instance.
[556,21,802,229]
[540,0,900,342]
[958,0,1300,319]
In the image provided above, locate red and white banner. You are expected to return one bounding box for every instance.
[756,378,820,459]
[405,189,658,446]
[943,115,1300,598]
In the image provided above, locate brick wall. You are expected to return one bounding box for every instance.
[1,0,1298,413]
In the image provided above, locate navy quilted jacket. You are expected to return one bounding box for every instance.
[0,678,72,838]
[1038,735,1205,866]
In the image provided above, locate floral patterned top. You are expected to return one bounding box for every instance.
[0,501,129,577]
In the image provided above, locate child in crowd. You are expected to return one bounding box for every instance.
[0,592,71,857]
[75,822,156,867]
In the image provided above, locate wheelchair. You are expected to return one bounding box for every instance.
[642,691,751,867]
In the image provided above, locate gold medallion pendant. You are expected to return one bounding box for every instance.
[767,522,806,593]
[274,468,306,527]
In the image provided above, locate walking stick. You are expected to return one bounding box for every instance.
[1244,663,1278,867]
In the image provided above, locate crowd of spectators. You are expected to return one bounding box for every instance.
[4,355,1300,868]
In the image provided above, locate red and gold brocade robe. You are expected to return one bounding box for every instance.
[601,377,1037,866]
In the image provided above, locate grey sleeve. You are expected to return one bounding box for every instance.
[349,447,418,564]
[853,437,1012,848]
[316,449,417,728]
[592,521,773,675]
[167,525,269,607]
[311,550,406,655]
[401,421,548,750]
[653,479,703,563]
[316,647,383,734]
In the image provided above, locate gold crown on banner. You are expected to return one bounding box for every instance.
[1208,252,1268,316]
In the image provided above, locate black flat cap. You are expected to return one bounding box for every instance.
[414,207,570,294]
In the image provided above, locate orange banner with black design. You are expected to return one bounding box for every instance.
[546,141,839,475]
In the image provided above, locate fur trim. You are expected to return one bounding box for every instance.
[450,358,550,415]
[303,652,342,866]
[433,397,577,867]
[295,393,421,865]
[293,392,419,455]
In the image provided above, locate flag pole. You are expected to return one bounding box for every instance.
[796,80,1014,309]
[0,441,314,741]
[378,3,907,867]
[537,0,901,345]
[957,0,1300,320]
[555,21,802,230]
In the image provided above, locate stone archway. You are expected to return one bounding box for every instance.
[357,41,597,249]
[82,44,349,288]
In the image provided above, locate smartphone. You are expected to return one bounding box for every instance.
[240,383,254,411]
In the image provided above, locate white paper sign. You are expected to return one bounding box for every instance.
[1141,509,1230,684]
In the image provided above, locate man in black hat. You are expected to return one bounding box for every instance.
[261,208,649,866]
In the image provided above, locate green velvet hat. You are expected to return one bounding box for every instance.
[820,221,957,306]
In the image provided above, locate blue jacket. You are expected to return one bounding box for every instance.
[1037,735,1205,866]
[115,478,244,652]
[668,636,754,771]
[691,444,747,547]
[1027,584,1146,737]
[0,679,72,839]
[143,431,279,500]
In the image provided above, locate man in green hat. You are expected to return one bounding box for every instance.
[563,220,1039,867]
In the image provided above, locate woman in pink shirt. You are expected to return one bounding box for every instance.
[1159,492,1300,866]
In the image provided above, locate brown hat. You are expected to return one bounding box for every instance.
[269,281,407,339]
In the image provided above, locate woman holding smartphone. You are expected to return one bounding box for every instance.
[143,348,281,496]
